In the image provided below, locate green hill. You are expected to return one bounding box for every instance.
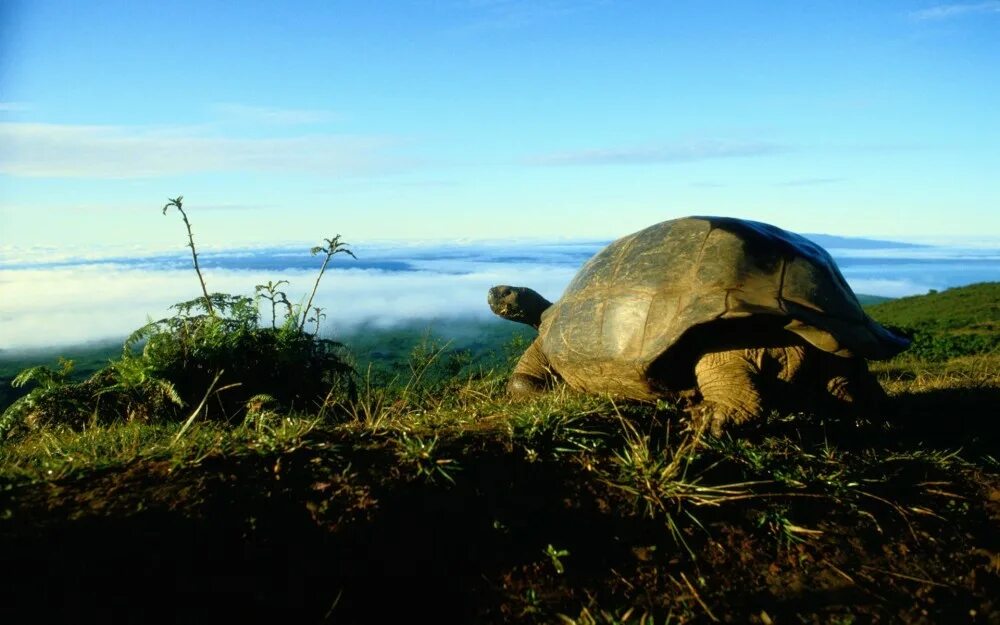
[865,282,999,331]
[855,293,892,306]
[865,282,1000,359]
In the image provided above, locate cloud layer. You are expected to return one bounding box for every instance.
[0,262,576,350]
[0,123,402,178]
[210,103,339,125]
[2,239,997,350]
[910,2,1000,20]
[526,139,788,166]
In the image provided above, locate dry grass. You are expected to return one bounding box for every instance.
[874,352,1000,394]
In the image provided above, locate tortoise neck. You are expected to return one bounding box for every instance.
[526,299,553,329]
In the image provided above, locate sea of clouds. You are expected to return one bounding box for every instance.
[1,237,998,351]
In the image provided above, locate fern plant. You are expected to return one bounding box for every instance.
[0,196,359,438]
[0,359,79,438]
[126,291,354,421]
[255,280,292,329]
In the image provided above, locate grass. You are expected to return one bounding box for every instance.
[3,344,996,623]
[865,282,1000,331]
[0,413,324,483]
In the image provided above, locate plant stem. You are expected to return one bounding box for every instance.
[302,254,332,331]
[173,369,224,444]
[301,235,355,331]
[163,196,215,317]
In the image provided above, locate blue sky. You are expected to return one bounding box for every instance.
[1,0,998,250]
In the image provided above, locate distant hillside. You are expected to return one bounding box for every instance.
[803,233,925,249]
[866,282,999,359]
[855,294,892,306]
[866,282,999,331]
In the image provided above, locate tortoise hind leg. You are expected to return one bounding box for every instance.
[693,349,766,436]
[508,337,556,397]
[820,355,886,416]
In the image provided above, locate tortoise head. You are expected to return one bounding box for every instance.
[488,285,553,329]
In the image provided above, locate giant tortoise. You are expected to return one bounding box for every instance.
[488,216,909,433]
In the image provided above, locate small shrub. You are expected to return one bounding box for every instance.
[0,196,357,438]
[122,293,355,421]
[904,330,999,361]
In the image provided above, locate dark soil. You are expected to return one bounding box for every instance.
[1,403,998,625]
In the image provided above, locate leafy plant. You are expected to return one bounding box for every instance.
[0,197,358,436]
[94,355,185,421]
[544,544,570,574]
[126,291,354,421]
[0,359,80,438]
[10,358,76,391]
[301,235,356,331]
[254,280,292,329]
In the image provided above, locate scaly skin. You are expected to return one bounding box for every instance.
[693,345,882,435]
[488,285,559,396]
[508,338,555,396]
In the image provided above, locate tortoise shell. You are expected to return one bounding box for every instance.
[538,216,908,398]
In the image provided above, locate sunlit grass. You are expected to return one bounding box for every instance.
[0,414,323,483]
[873,351,1000,395]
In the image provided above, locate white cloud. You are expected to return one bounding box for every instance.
[691,181,727,188]
[0,122,405,179]
[775,177,845,187]
[0,263,576,350]
[845,278,944,298]
[2,240,996,350]
[910,2,1000,20]
[0,102,31,113]
[0,237,605,270]
[526,139,788,166]
[210,103,338,125]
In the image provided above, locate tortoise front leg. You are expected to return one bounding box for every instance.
[508,337,556,397]
[694,349,766,435]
